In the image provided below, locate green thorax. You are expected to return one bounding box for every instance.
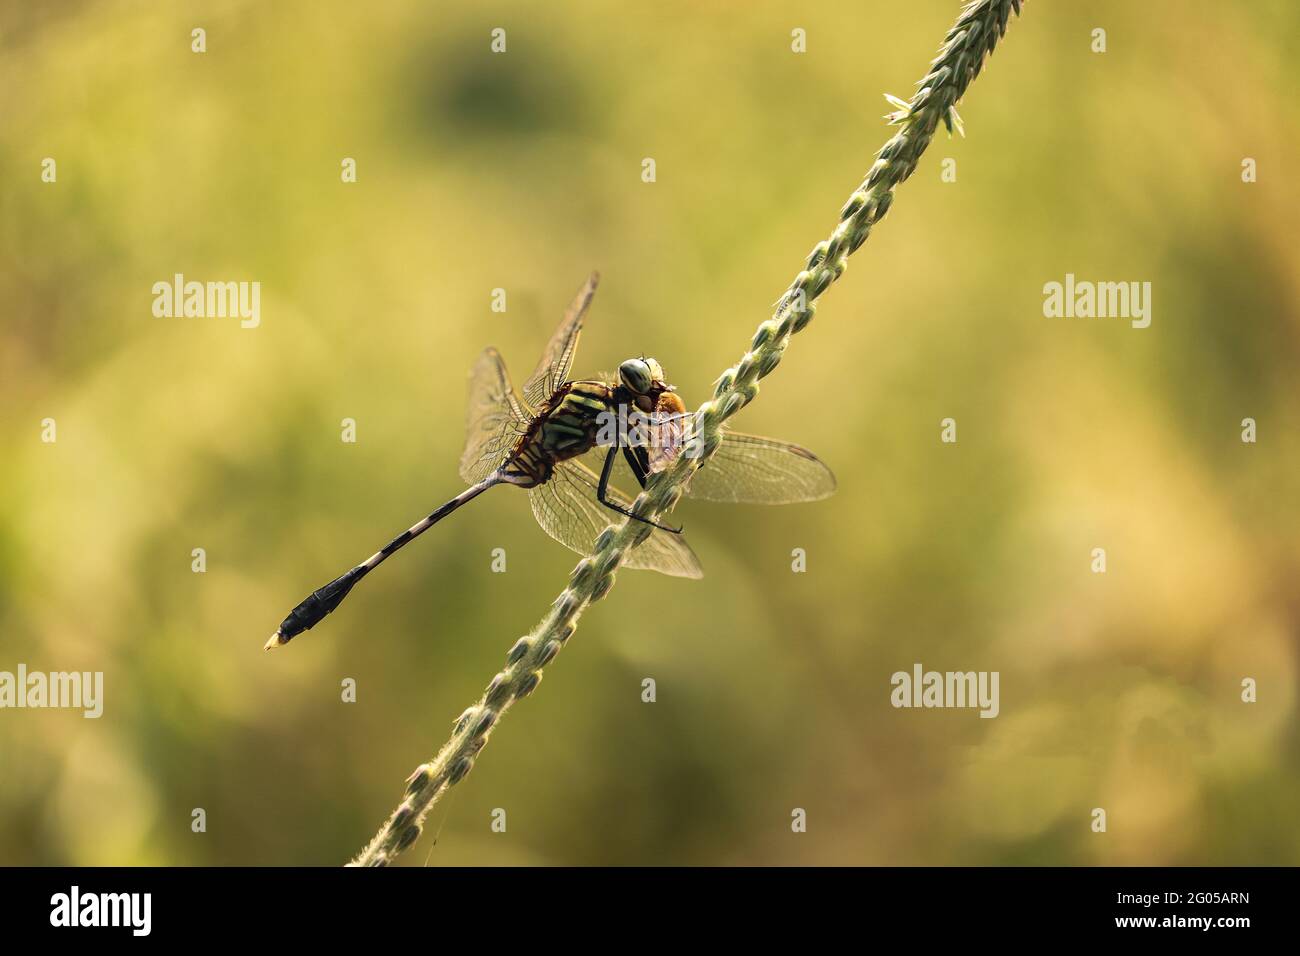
[539,380,614,453]
[503,380,618,485]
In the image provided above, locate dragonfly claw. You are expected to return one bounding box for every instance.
[624,510,682,535]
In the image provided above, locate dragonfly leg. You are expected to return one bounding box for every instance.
[596,445,683,534]
[622,445,649,489]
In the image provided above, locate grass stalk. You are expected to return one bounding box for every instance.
[351,0,1025,867]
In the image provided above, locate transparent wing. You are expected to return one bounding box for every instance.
[459,347,533,484]
[522,272,599,409]
[528,460,703,579]
[677,432,837,504]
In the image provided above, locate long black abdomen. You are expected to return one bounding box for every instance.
[274,566,369,642]
[267,475,499,648]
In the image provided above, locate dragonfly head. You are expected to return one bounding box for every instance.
[618,357,668,411]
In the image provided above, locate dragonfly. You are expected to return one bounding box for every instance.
[266,273,835,649]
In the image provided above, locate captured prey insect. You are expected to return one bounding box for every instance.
[266,273,836,648]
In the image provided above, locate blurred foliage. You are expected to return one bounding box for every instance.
[1,0,1298,865]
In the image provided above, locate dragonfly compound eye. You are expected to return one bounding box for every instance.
[618,358,654,395]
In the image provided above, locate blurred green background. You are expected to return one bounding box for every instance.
[2,0,1298,866]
